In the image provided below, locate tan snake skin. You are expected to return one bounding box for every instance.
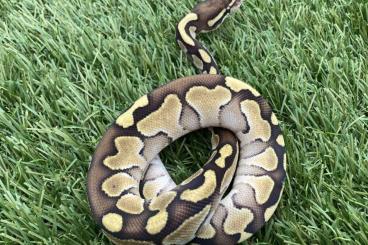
[87,0,286,244]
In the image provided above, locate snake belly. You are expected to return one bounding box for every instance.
[87,0,286,244]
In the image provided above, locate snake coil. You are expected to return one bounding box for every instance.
[87,0,286,244]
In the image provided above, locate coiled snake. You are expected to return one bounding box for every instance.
[87,0,286,244]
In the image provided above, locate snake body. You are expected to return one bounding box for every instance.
[87,0,286,244]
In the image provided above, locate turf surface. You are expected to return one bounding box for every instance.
[0,0,367,244]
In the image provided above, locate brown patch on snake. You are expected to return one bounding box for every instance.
[88,125,125,218]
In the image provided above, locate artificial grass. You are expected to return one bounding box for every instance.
[0,0,367,244]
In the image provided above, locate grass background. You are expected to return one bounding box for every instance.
[1,0,367,244]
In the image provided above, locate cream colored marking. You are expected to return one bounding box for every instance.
[162,205,211,245]
[198,49,211,63]
[181,169,204,186]
[186,86,231,127]
[102,173,137,197]
[264,186,284,221]
[224,206,253,235]
[271,113,279,125]
[102,213,123,233]
[177,39,187,53]
[225,77,260,96]
[215,144,233,168]
[146,211,168,235]
[220,147,238,193]
[240,175,275,204]
[240,100,271,143]
[208,9,226,27]
[276,135,285,146]
[196,223,216,239]
[116,95,149,128]
[192,55,204,70]
[178,13,198,46]
[238,232,253,243]
[146,191,177,235]
[211,133,220,149]
[209,66,217,74]
[137,94,183,139]
[245,147,278,171]
[264,201,278,222]
[103,136,146,170]
[181,170,217,202]
[116,193,144,214]
[149,191,177,211]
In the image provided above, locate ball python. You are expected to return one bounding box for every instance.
[87,0,286,244]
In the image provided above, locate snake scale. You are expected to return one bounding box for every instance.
[87,0,287,244]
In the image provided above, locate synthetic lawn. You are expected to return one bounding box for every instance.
[0,0,367,244]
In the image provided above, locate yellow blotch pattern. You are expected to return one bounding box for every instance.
[116,95,149,128]
[146,192,177,235]
[102,173,137,197]
[103,136,146,170]
[198,49,211,63]
[137,94,183,139]
[223,207,253,236]
[180,170,217,203]
[225,77,260,96]
[185,86,231,127]
[241,175,275,204]
[116,194,144,214]
[177,13,198,46]
[208,9,226,27]
[245,147,278,171]
[162,205,211,245]
[215,144,233,168]
[102,213,123,233]
[240,100,271,143]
